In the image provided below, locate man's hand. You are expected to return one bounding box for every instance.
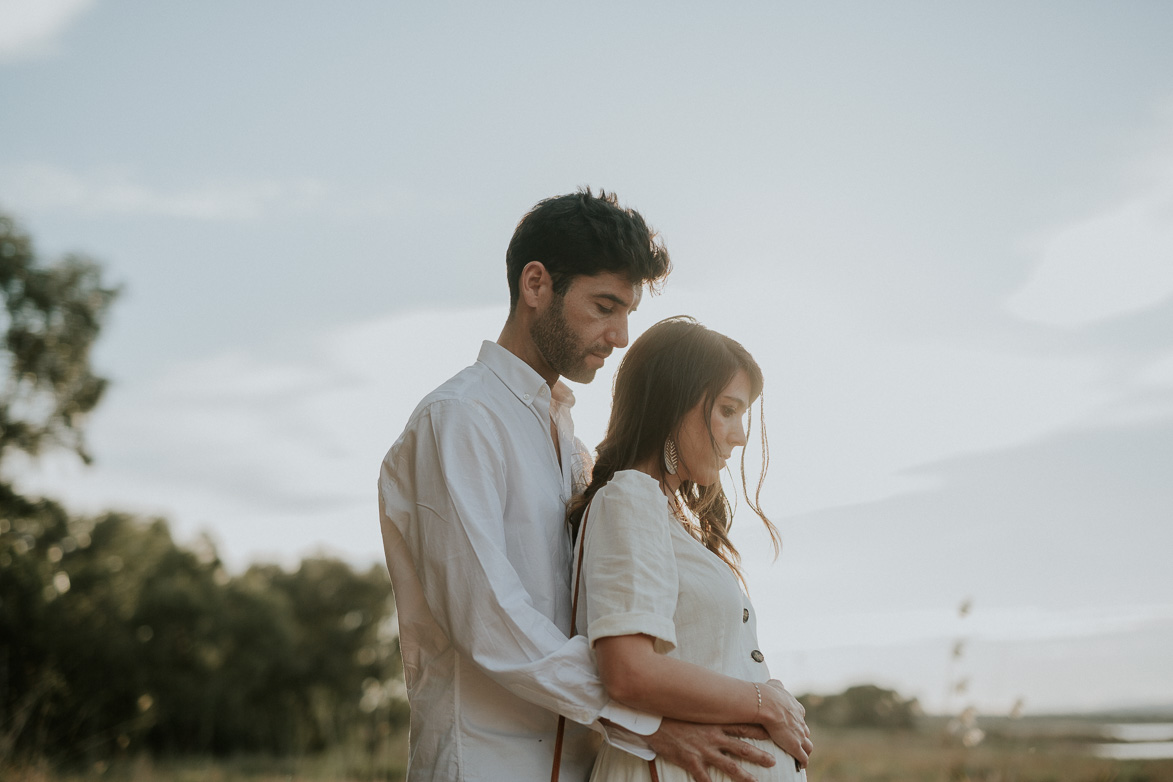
[763,679,813,768]
[644,719,775,782]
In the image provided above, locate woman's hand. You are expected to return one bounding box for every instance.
[758,679,813,768]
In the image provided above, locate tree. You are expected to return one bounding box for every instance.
[0,213,118,467]
[4,509,403,761]
[799,684,920,730]
[1,212,120,762]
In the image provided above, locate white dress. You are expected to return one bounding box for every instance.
[576,470,805,782]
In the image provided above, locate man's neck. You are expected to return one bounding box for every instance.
[499,317,564,468]
[497,317,559,388]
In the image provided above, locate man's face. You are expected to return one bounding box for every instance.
[530,271,642,384]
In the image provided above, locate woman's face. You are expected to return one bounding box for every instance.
[675,369,752,487]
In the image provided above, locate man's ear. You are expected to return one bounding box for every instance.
[518,261,553,310]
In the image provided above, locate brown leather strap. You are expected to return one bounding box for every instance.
[569,506,588,637]
[550,715,566,782]
[551,505,592,781]
[552,503,663,781]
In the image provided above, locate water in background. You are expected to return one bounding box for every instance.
[1093,723,1173,760]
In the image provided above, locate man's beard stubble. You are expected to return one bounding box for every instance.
[530,296,599,384]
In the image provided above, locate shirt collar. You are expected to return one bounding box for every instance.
[476,341,576,411]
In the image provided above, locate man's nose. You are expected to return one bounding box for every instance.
[608,315,630,348]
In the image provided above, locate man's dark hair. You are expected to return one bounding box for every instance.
[505,188,671,311]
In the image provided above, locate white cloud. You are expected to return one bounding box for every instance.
[1005,154,1173,328]
[0,163,433,222]
[630,281,1116,519]
[15,277,1133,569]
[13,305,508,566]
[0,163,328,221]
[1136,349,1173,390]
[0,0,94,61]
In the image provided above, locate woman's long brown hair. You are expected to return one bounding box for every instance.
[567,316,778,581]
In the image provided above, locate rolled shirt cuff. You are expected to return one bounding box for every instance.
[597,701,662,761]
[588,612,677,656]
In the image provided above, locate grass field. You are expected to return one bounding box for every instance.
[5,722,1172,782]
[807,725,1173,782]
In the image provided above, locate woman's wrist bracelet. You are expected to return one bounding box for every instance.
[752,682,762,715]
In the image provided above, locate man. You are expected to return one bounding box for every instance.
[378,189,808,781]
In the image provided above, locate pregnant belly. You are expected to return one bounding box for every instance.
[592,737,806,782]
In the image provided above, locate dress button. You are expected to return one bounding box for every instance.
[742,608,749,623]
[751,650,764,663]
[523,393,531,400]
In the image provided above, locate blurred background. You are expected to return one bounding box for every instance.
[2,1,1172,778]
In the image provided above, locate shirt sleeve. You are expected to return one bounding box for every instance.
[581,475,679,654]
[378,398,654,732]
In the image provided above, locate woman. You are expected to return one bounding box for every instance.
[568,316,810,782]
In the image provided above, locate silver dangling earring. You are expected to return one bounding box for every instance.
[663,437,678,475]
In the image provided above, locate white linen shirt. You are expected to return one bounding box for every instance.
[378,341,658,782]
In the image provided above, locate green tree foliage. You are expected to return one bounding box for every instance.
[0,213,404,763]
[799,684,921,730]
[1,510,403,761]
[0,214,118,467]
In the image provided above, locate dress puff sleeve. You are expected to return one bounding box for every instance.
[579,470,679,655]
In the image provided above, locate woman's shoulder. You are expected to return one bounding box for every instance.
[597,469,665,502]
[585,471,675,551]
[589,470,669,520]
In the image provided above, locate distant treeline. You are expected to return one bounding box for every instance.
[0,492,404,762]
[799,684,920,730]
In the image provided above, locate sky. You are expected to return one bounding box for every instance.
[2,1,1171,715]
